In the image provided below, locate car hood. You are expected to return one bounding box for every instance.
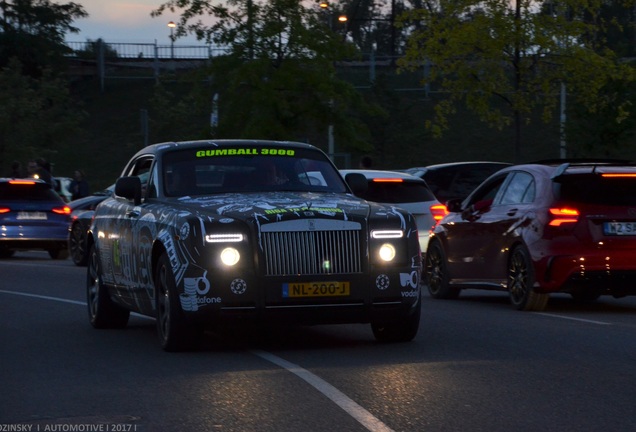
[168,191,409,224]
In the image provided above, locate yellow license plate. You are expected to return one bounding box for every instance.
[282,281,350,298]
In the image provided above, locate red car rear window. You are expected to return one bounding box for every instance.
[555,175,636,206]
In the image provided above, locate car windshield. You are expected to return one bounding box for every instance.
[161,146,349,197]
[555,174,636,206]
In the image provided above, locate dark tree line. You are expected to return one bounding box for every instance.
[0,0,87,174]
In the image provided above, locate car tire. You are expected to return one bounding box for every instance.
[424,240,460,299]
[48,248,69,260]
[570,288,602,303]
[371,299,421,343]
[508,245,549,311]
[155,252,203,352]
[69,221,88,266]
[0,247,14,259]
[86,244,130,328]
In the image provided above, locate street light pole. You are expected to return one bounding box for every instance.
[167,21,176,59]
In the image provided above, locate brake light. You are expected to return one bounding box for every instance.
[0,207,10,214]
[430,204,448,223]
[9,180,36,185]
[52,206,72,215]
[372,178,403,182]
[548,208,579,226]
[601,173,636,178]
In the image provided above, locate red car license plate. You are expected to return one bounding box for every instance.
[603,222,636,236]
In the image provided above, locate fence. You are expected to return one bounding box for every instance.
[64,40,430,94]
[65,40,230,90]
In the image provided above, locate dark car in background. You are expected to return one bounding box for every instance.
[68,187,114,266]
[339,169,446,257]
[404,161,511,203]
[0,178,71,259]
[87,140,423,351]
[424,161,636,311]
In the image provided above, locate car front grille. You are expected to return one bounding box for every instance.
[261,220,362,276]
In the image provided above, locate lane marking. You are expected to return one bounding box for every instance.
[535,312,612,325]
[0,289,86,306]
[1,289,394,432]
[252,350,394,432]
[0,289,153,320]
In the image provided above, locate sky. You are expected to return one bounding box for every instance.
[69,0,204,45]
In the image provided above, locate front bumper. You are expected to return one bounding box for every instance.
[179,267,421,326]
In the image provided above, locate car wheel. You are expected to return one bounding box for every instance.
[570,288,602,303]
[371,299,421,343]
[155,252,203,352]
[371,301,422,342]
[0,247,14,259]
[48,248,69,260]
[86,244,130,328]
[424,240,460,299]
[508,245,549,311]
[69,222,88,266]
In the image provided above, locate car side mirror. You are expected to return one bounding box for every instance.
[446,198,463,213]
[345,173,368,195]
[115,176,142,206]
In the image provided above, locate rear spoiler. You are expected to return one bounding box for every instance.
[551,161,636,181]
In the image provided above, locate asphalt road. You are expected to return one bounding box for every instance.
[2,251,636,432]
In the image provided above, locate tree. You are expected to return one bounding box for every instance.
[0,0,88,77]
[0,58,85,170]
[151,0,380,154]
[399,0,635,162]
[0,0,88,172]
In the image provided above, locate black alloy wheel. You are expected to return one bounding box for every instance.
[155,252,203,352]
[425,241,460,299]
[69,221,89,266]
[508,245,549,311]
[86,244,130,328]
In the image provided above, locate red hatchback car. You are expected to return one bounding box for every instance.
[424,161,636,311]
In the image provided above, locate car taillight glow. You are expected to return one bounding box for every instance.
[0,207,10,214]
[372,178,403,182]
[548,208,579,226]
[52,206,72,215]
[601,173,636,178]
[8,180,36,185]
[430,204,448,223]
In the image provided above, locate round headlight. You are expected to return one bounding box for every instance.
[220,247,240,266]
[379,243,396,262]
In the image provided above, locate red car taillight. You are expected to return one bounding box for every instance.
[430,204,448,225]
[548,207,579,226]
[52,206,72,215]
[0,207,10,214]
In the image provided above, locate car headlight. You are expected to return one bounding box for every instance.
[206,233,244,243]
[371,230,403,239]
[378,243,396,262]
[220,247,240,266]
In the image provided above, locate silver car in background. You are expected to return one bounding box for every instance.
[340,169,446,256]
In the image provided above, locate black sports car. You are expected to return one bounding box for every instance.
[87,140,422,351]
